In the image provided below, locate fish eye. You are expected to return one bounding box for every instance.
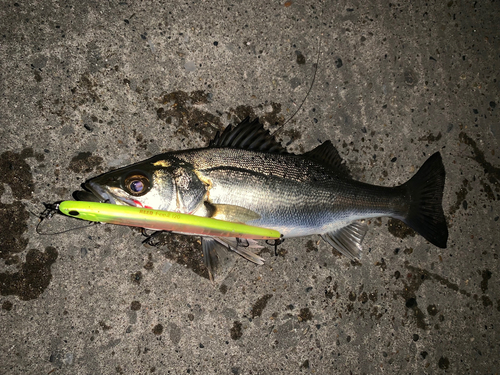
[124,174,150,196]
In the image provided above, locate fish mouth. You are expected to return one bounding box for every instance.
[73,181,117,204]
[73,181,121,205]
[76,181,142,207]
[86,181,117,204]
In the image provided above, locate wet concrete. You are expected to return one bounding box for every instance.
[1,1,499,374]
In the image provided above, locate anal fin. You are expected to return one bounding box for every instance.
[321,222,368,260]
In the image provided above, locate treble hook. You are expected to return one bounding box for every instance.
[266,237,285,256]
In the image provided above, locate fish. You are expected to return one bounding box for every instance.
[77,117,448,275]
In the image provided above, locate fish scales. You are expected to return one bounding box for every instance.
[175,148,408,237]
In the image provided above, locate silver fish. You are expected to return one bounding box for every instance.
[78,118,448,274]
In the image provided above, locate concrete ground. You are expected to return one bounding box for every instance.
[1,0,499,374]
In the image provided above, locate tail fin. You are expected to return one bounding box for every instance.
[400,152,448,248]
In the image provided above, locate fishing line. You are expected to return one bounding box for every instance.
[273,37,322,138]
[36,221,98,235]
[32,202,98,235]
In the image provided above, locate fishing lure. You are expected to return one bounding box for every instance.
[58,201,281,240]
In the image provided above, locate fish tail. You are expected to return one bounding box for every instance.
[400,152,448,248]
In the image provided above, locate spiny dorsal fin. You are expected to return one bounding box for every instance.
[304,141,351,178]
[210,117,287,154]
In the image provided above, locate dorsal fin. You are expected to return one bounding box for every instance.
[210,117,287,154]
[304,141,351,178]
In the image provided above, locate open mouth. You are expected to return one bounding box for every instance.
[73,181,115,204]
[74,181,143,207]
[72,188,102,203]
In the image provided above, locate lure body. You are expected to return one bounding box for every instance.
[58,201,281,240]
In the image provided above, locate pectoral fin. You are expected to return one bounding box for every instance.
[210,204,261,223]
[321,222,368,260]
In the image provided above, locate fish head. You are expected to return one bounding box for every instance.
[82,158,178,211]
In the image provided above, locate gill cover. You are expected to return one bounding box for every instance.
[171,164,207,213]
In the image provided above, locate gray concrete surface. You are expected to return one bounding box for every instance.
[1,0,499,374]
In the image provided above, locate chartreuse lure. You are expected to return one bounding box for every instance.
[58,201,281,240]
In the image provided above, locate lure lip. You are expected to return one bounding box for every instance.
[58,200,281,240]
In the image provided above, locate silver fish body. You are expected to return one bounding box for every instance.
[161,147,408,238]
[80,118,448,270]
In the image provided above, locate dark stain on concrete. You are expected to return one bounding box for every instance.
[152,323,163,335]
[305,240,317,253]
[72,72,100,105]
[157,90,222,142]
[480,180,496,201]
[99,321,112,331]
[130,301,141,311]
[300,359,310,369]
[298,307,313,322]
[482,295,493,307]
[0,148,35,200]
[2,300,13,311]
[459,132,500,200]
[0,201,30,263]
[427,304,438,316]
[375,258,387,271]
[260,102,283,128]
[150,232,209,280]
[281,128,302,146]
[130,271,142,285]
[33,70,42,82]
[358,291,369,304]
[409,303,426,330]
[397,262,474,329]
[398,271,428,329]
[68,152,103,174]
[418,132,442,143]
[449,179,470,216]
[438,356,450,369]
[219,284,228,294]
[0,246,58,300]
[387,218,416,239]
[228,103,284,130]
[460,132,500,184]
[480,269,492,293]
[230,321,243,340]
[1,150,59,301]
[156,91,282,149]
[403,69,418,87]
[348,291,357,301]
[228,104,256,124]
[295,51,306,65]
[405,262,471,298]
[251,294,273,318]
[143,253,154,271]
